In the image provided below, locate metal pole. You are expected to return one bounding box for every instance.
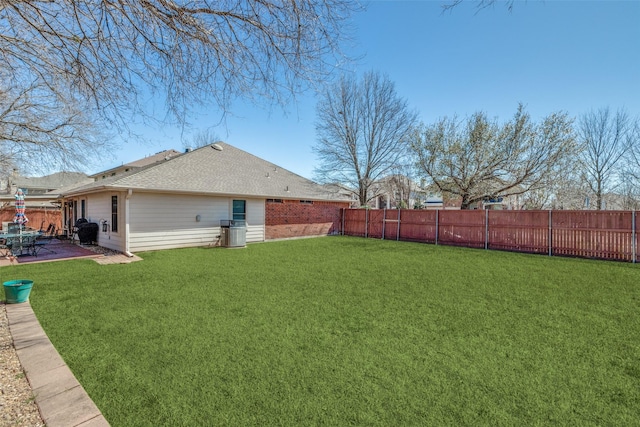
[365,208,369,239]
[435,209,439,245]
[382,208,386,240]
[484,209,489,250]
[633,210,636,263]
[548,210,552,257]
[397,209,401,241]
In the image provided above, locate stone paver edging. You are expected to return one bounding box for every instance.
[6,302,109,427]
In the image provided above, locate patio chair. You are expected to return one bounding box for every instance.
[24,235,39,256]
[0,237,9,257]
[2,236,17,257]
[34,223,57,255]
[7,223,21,234]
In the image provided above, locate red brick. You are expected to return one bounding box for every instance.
[265,200,349,240]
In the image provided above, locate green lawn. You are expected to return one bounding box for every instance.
[3,236,640,426]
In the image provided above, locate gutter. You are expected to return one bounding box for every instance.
[124,189,134,257]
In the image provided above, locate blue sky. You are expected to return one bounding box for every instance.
[102,0,640,180]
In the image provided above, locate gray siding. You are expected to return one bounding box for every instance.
[80,192,126,252]
[246,198,266,242]
[128,193,265,252]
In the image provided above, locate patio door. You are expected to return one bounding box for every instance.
[63,199,86,235]
[63,201,73,235]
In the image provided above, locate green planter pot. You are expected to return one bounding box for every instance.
[3,280,34,304]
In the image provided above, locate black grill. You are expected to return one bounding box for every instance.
[77,222,99,244]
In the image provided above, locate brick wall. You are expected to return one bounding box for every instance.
[265,200,349,240]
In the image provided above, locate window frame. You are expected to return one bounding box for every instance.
[232,199,246,221]
[111,195,118,233]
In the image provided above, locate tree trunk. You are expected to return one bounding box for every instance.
[358,186,368,207]
[460,194,471,210]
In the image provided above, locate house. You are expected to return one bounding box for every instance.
[376,174,416,209]
[422,196,444,210]
[59,142,350,254]
[0,171,92,230]
[322,176,437,210]
[1,170,92,207]
[370,176,439,210]
[322,183,359,208]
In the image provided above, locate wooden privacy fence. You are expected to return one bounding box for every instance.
[341,209,639,263]
[0,208,63,232]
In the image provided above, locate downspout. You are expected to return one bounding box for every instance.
[124,189,134,257]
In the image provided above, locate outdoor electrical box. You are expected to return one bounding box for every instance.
[220,220,247,248]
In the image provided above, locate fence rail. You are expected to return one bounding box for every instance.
[341,209,639,263]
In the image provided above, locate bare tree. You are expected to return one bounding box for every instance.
[412,105,576,209]
[373,168,415,209]
[521,174,588,210]
[442,0,519,13]
[314,71,418,207]
[184,129,222,151]
[385,172,414,209]
[618,170,640,210]
[578,107,636,210]
[1,0,357,171]
[520,147,585,209]
[1,0,355,125]
[0,76,108,174]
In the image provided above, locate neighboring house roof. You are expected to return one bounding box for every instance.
[0,171,93,208]
[89,149,182,179]
[46,176,96,195]
[11,172,92,194]
[62,142,348,202]
[322,183,357,197]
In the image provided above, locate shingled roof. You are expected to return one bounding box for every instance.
[62,142,346,202]
[11,172,92,192]
[88,149,182,178]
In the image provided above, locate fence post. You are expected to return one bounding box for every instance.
[397,209,401,241]
[633,210,636,263]
[341,208,345,236]
[484,209,489,250]
[382,208,386,240]
[435,209,439,245]
[548,210,552,257]
[365,208,369,239]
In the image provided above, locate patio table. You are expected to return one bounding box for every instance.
[0,231,43,257]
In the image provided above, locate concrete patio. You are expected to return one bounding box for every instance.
[1,238,141,266]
